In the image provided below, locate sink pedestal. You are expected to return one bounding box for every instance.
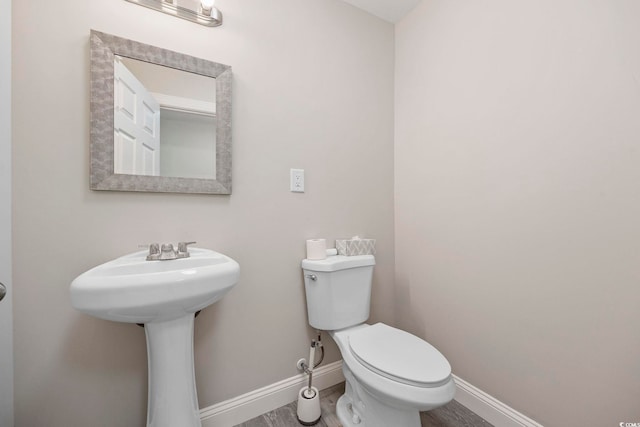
[145,314,201,427]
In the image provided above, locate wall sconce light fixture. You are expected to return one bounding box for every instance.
[125,0,223,27]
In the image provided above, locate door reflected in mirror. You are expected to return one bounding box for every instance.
[114,57,217,180]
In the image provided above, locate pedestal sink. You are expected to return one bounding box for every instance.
[70,248,240,427]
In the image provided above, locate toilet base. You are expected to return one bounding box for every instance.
[336,395,357,426]
[336,392,421,427]
[335,365,422,427]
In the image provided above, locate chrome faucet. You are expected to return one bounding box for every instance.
[144,242,196,261]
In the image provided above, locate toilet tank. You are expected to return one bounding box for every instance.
[301,255,375,331]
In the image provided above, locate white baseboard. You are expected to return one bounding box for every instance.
[199,363,542,427]
[200,361,345,427]
[453,375,543,427]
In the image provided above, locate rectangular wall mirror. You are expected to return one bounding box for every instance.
[90,30,232,194]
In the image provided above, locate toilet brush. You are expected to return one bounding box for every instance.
[297,340,321,425]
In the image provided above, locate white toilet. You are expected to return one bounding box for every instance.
[302,254,455,427]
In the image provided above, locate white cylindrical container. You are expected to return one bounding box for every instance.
[306,239,327,260]
[297,386,321,425]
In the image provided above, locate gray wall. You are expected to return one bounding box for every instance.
[12,0,395,425]
[395,1,640,425]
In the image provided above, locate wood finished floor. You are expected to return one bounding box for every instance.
[235,383,493,427]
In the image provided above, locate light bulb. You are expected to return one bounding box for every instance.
[201,0,215,9]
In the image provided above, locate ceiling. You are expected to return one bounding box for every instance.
[338,0,422,23]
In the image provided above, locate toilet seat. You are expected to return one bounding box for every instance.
[348,323,451,388]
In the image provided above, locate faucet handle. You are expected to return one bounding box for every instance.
[177,241,196,257]
[144,243,161,261]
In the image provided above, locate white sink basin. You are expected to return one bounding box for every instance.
[70,248,239,323]
[70,247,240,427]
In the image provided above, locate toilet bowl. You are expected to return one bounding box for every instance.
[301,255,455,426]
[330,323,455,427]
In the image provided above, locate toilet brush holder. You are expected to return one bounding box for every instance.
[296,386,321,426]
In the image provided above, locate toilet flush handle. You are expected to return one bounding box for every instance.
[305,274,317,281]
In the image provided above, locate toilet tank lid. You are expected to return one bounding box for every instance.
[302,255,375,272]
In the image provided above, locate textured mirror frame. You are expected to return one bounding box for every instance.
[90,30,232,194]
